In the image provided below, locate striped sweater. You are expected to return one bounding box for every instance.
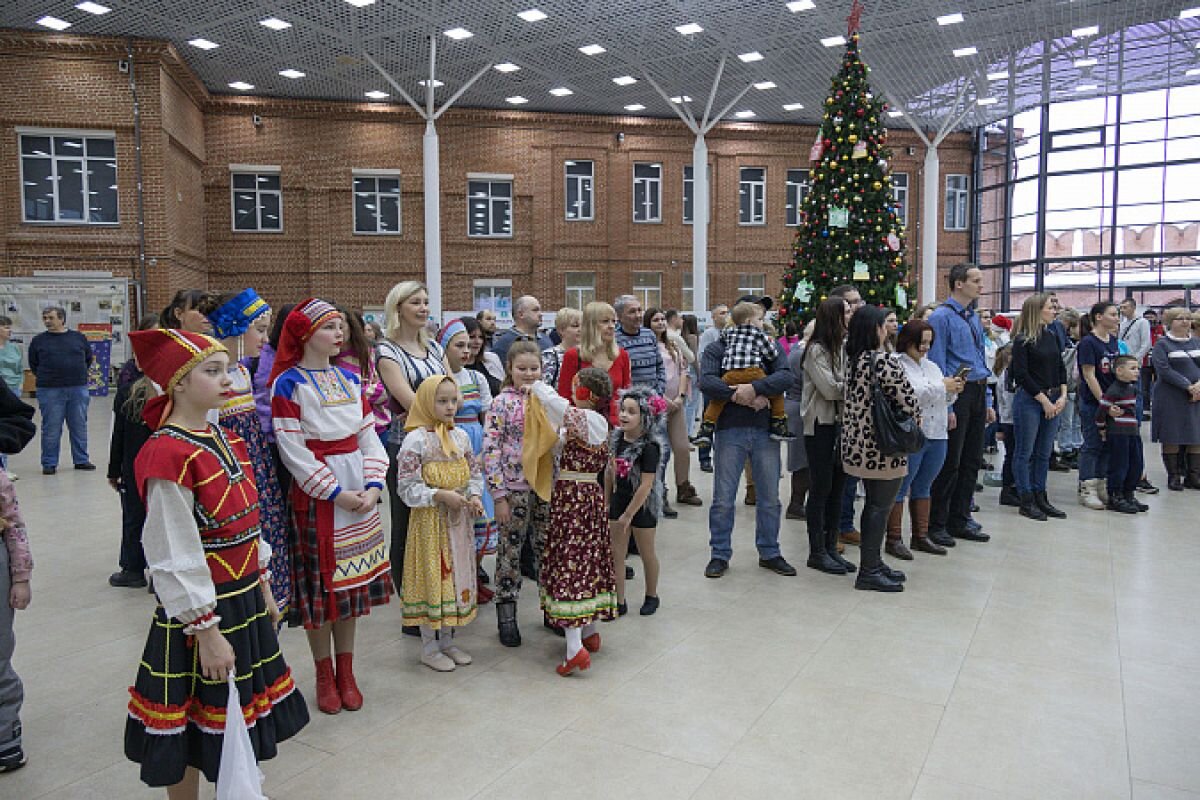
[616,325,665,394]
[1096,379,1140,436]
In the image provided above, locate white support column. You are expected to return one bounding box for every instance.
[921,144,941,305]
[423,120,442,321]
[692,134,709,318]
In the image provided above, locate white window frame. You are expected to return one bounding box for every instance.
[739,167,767,225]
[633,162,662,223]
[229,164,283,233]
[352,168,402,236]
[467,173,514,238]
[564,160,594,221]
[473,279,513,324]
[18,127,119,225]
[632,271,662,309]
[785,168,810,227]
[737,273,767,297]
[945,174,969,231]
[892,172,910,226]
[565,271,596,309]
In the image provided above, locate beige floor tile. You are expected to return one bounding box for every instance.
[1133,781,1200,800]
[967,601,1121,678]
[1124,659,1200,793]
[909,773,1017,800]
[474,730,711,799]
[692,754,921,800]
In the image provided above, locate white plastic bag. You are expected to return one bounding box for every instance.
[217,672,267,800]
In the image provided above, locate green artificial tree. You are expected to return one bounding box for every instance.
[779,9,913,325]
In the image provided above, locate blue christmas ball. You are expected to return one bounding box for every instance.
[821,229,830,237]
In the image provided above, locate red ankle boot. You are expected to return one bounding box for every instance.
[314,657,341,715]
[335,652,363,711]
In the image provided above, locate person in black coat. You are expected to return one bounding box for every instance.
[106,368,153,588]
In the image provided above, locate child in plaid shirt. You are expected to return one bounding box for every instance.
[693,301,793,444]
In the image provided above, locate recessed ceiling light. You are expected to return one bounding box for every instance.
[782,102,805,111]
[517,8,547,22]
[1072,25,1099,37]
[1075,83,1098,92]
[579,44,606,56]
[1181,7,1200,19]
[260,17,291,30]
[1075,57,1098,68]
[675,23,703,35]
[188,38,219,50]
[612,75,637,86]
[419,79,445,88]
[344,0,375,6]
[937,12,964,25]
[1187,67,1200,76]
[506,96,529,104]
[228,81,255,91]
[495,62,520,73]
[888,109,905,117]
[754,81,777,90]
[549,87,574,96]
[987,70,1010,80]
[624,104,646,112]
[75,2,111,14]
[787,1,815,11]
[821,36,846,47]
[670,95,693,103]
[279,69,305,79]
[953,46,977,57]
[738,51,764,62]
[364,90,389,100]
[977,97,998,106]
[36,15,72,30]
[734,110,756,118]
[444,27,473,40]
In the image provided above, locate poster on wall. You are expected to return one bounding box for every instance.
[78,323,113,396]
[0,276,130,373]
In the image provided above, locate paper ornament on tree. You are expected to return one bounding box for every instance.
[852,141,868,159]
[853,260,870,281]
[793,278,815,304]
[809,132,824,162]
[895,285,908,308]
[829,206,850,228]
[887,232,901,251]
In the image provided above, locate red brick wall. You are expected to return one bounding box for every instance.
[1,31,974,316]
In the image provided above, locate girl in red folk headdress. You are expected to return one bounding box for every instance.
[124,329,308,796]
[269,299,392,715]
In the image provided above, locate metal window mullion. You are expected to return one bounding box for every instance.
[50,153,61,222]
[81,152,92,223]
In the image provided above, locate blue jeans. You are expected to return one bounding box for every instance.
[1078,397,1109,482]
[1012,389,1063,495]
[38,385,90,469]
[1107,435,1143,494]
[1055,393,1083,452]
[708,425,781,561]
[897,439,949,501]
[839,477,859,533]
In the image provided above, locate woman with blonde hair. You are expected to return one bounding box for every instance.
[557,301,631,426]
[1010,292,1068,521]
[375,281,448,626]
[542,306,583,389]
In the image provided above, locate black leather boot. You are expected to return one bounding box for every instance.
[825,528,857,573]
[806,524,846,574]
[1034,491,1067,519]
[1164,452,1184,491]
[1019,493,1047,521]
[496,601,521,647]
[1187,453,1200,490]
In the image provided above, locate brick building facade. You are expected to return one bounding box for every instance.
[2,30,974,318]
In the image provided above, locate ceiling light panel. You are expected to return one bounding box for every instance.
[36,15,71,30]
[1076,83,1098,91]
[612,75,637,86]
[364,90,389,99]
[228,81,255,91]
[734,110,756,118]
[75,2,111,14]
[1072,25,1099,37]
[494,63,520,72]
[188,38,219,50]
[953,46,977,57]
[578,44,606,55]
[278,69,305,79]
[1187,68,1200,76]
[977,97,998,106]
[987,70,1010,80]
[754,81,777,90]
[624,104,645,111]
[549,87,573,96]
[1075,57,1098,67]
[419,79,444,88]
[260,17,291,30]
[782,102,805,111]
[937,13,964,25]
[444,27,473,40]
[787,1,815,11]
[670,95,693,103]
[1181,7,1200,19]
[506,96,529,104]
[821,36,845,47]
[888,110,905,117]
[344,0,375,6]
[517,8,547,22]
[738,51,764,62]
[675,23,703,35]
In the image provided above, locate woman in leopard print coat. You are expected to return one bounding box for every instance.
[841,306,919,593]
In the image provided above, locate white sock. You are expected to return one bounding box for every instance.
[582,622,597,639]
[439,628,455,650]
[421,625,440,656]
[565,627,583,659]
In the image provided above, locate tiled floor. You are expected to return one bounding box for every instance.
[4,403,1200,799]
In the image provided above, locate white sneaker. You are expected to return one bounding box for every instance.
[1093,478,1109,505]
[1078,480,1104,510]
[441,644,473,666]
[421,650,456,672]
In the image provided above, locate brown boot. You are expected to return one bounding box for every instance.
[884,502,912,560]
[909,498,946,555]
[838,529,860,546]
[744,484,757,505]
[786,471,808,520]
[676,481,703,506]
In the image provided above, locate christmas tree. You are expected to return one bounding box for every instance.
[779,4,912,325]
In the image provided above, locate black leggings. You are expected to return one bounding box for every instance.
[385,439,411,591]
[804,424,846,547]
[860,476,904,570]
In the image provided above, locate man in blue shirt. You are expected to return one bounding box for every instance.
[614,295,665,394]
[490,295,554,368]
[28,306,94,474]
[927,264,993,545]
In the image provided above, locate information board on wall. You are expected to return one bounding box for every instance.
[0,276,131,377]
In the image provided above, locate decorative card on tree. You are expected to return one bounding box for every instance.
[829,206,850,228]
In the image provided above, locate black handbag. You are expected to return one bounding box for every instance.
[868,353,925,456]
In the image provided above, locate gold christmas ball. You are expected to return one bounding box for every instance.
[873,181,883,190]
[848,134,858,143]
